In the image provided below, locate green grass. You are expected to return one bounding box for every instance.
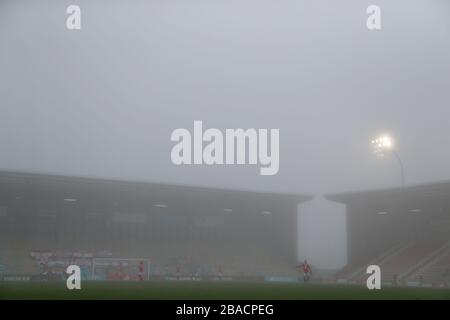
[1,281,450,300]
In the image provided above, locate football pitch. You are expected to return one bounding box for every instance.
[1,281,450,300]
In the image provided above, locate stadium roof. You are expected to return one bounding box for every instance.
[325,180,450,216]
[0,171,312,215]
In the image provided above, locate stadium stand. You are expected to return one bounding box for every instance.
[0,171,311,281]
[327,181,450,287]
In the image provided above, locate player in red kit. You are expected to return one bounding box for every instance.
[138,261,144,281]
[298,260,312,283]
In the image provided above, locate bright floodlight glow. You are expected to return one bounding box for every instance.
[155,204,168,208]
[381,136,393,149]
[223,208,233,212]
[372,134,394,157]
[372,135,393,149]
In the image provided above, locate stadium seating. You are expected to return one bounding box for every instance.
[408,247,450,286]
[379,238,448,284]
[335,242,409,283]
[336,236,450,286]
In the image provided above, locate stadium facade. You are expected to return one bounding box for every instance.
[0,171,311,281]
[327,182,450,287]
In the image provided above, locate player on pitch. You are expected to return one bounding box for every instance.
[297,260,312,283]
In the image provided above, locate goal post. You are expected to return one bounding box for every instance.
[91,258,151,281]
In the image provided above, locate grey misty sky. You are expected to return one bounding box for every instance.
[0,0,449,268]
[1,0,449,195]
